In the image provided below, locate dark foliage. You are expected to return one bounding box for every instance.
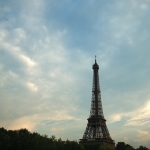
[116,142,150,150]
[136,146,149,150]
[0,127,149,150]
[83,144,100,150]
[116,142,135,150]
[0,127,84,150]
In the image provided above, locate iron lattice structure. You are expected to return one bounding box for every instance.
[79,58,115,147]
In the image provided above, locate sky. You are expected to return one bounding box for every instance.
[0,0,150,148]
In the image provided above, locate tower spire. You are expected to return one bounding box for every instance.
[79,58,115,147]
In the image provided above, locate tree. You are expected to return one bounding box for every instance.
[125,144,135,150]
[99,145,115,150]
[116,142,135,150]
[137,146,149,150]
[116,142,126,150]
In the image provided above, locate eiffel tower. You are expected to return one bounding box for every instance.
[79,57,115,147]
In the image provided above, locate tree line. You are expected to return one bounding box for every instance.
[0,127,149,150]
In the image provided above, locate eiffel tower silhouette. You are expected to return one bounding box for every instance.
[79,57,115,147]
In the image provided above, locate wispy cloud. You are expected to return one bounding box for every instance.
[109,100,150,127]
[133,130,150,146]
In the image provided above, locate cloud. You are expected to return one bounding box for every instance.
[137,130,149,136]
[20,54,36,68]
[125,101,150,126]
[50,127,64,132]
[0,28,37,76]
[27,82,38,92]
[124,137,129,142]
[109,100,150,128]
[0,108,80,133]
[132,130,150,147]
[1,116,37,131]
[109,114,122,123]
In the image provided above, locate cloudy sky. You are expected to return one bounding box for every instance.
[0,0,150,148]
